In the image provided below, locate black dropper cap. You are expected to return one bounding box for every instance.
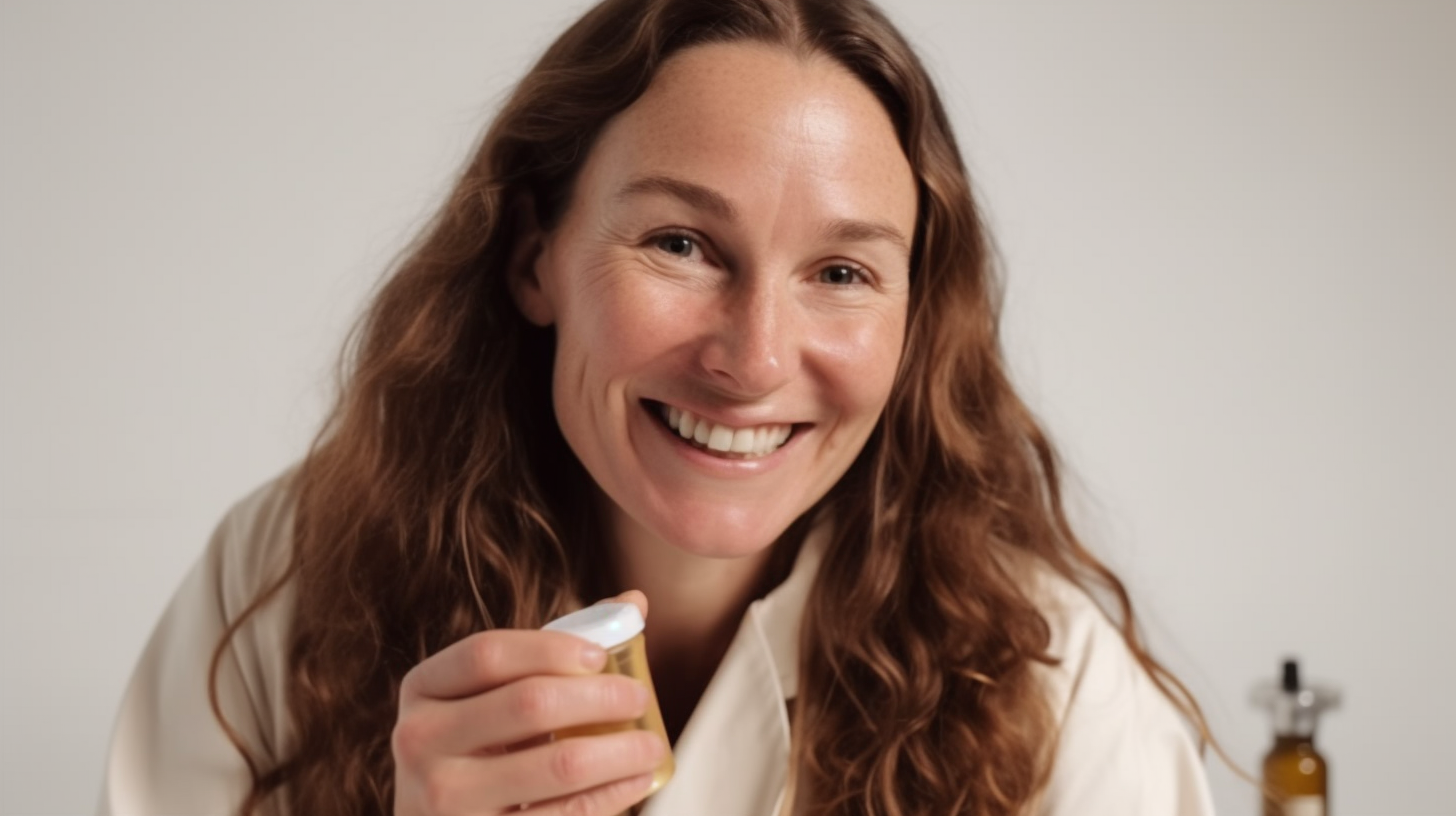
[1281,659,1300,692]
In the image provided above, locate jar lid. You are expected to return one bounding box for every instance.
[543,602,645,649]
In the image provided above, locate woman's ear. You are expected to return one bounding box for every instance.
[506,197,556,327]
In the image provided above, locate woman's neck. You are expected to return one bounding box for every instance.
[603,503,775,743]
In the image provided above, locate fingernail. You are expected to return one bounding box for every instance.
[580,644,606,670]
[633,681,650,708]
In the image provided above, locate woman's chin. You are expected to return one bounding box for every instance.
[645,506,795,561]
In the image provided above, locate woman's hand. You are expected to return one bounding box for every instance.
[392,592,663,815]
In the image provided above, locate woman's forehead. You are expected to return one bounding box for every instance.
[576,42,917,234]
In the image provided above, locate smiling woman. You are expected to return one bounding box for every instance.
[99,1,1218,815]
[514,43,916,566]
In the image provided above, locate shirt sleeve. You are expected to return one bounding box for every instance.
[1033,575,1218,816]
[97,476,298,816]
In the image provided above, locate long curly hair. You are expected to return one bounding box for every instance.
[210,0,1216,813]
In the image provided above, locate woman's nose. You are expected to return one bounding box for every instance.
[698,280,800,398]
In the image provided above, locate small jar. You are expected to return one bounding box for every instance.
[543,603,675,794]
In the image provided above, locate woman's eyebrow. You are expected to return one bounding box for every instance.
[819,218,910,256]
[614,175,738,221]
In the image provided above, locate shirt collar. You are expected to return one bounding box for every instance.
[748,515,829,700]
[638,517,830,816]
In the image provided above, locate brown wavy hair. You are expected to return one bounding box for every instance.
[210,0,1220,814]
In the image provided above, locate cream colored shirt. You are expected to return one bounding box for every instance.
[99,475,1217,815]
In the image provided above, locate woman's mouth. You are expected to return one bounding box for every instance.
[644,400,796,460]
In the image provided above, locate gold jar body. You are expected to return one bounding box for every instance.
[554,632,675,794]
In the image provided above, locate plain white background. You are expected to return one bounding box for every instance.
[2,1,1452,814]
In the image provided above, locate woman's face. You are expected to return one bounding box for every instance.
[517,42,918,559]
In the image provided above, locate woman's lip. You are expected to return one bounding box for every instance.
[639,399,802,473]
[640,398,804,433]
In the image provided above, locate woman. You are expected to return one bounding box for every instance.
[101,0,1220,814]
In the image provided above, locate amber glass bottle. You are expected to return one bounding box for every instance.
[1262,734,1327,816]
[1256,659,1338,816]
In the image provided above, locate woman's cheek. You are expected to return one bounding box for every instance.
[595,273,707,353]
[817,311,906,407]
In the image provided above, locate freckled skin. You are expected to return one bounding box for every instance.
[518,42,918,560]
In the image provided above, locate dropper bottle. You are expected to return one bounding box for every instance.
[1252,659,1340,816]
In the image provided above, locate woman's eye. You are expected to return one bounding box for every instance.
[654,233,697,257]
[819,265,864,285]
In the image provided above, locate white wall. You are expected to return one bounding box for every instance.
[1,2,1450,814]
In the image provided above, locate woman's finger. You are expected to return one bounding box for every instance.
[527,771,656,816]
[401,629,606,702]
[447,729,666,811]
[414,673,649,755]
[597,590,649,620]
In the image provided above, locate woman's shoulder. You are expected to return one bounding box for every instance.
[190,466,303,710]
[1022,565,1131,683]
[204,468,301,614]
[98,469,303,815]
[1014,559,1218,815]
[167,467,303,751]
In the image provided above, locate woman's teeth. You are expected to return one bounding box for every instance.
[660,404,792,458]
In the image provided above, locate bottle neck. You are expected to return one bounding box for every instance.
[1273,733,1317,750]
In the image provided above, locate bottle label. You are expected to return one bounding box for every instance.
[1284,795,1325,816]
